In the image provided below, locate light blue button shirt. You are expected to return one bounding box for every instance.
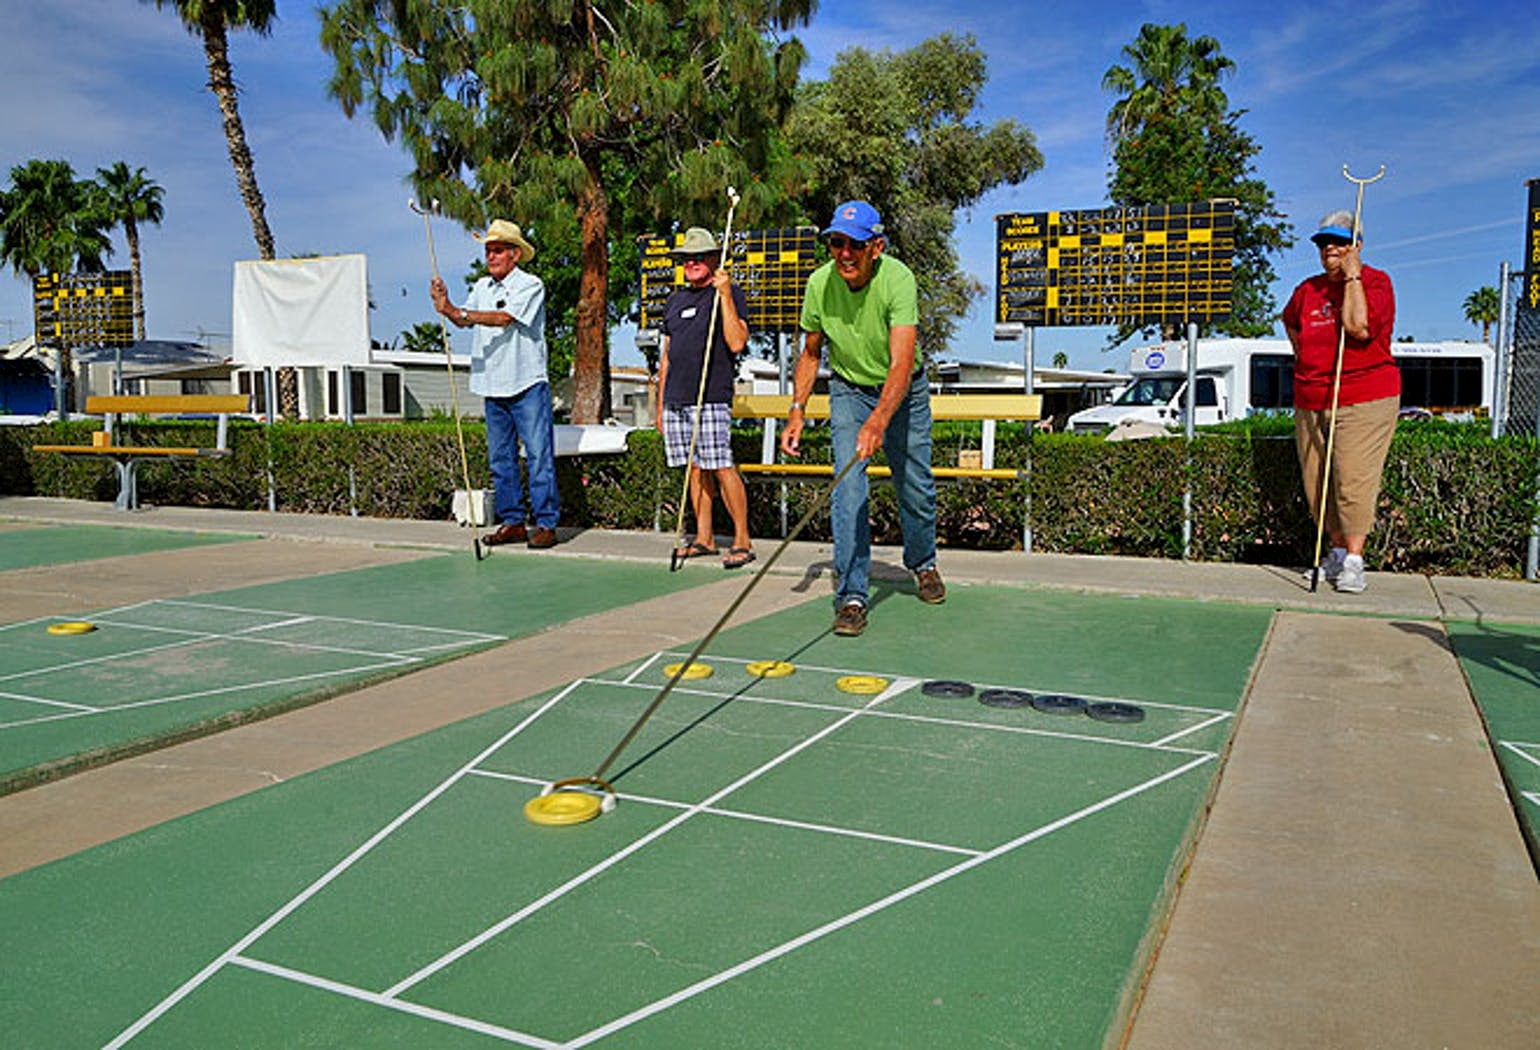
[463,267,548,398]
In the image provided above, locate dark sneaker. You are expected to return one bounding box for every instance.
[483,522,527,546]
[832,600,868,637]
[526,526,558,549]
[915,567,946,604]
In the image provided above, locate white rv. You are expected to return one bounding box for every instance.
[1066,338,1493,434]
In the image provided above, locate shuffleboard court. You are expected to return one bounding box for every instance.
[0,585,1272,1048]
[0,523,250,571]
[0,553,717,792]
[1446,620,1540,855]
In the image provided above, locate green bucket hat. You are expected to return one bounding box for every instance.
[667,226,722,259]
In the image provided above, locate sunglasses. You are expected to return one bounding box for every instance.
[826,235,870,251]
[1314,237,1352,249]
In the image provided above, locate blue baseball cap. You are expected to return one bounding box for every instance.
[1310,215,1360,245]
[823,200,884,241]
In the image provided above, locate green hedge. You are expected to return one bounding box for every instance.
[2,418,1535,578]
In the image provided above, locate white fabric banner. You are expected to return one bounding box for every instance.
[231,254,370,367]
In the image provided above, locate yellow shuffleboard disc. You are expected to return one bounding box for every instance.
[746,660,796,678]
[524,791,603,826]
[46,621,97,636]
[836,675,889,695]
[663,661,713,680]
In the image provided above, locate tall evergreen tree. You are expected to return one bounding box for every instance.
[787,34,1042,358]
[320,0,814,423]
[95,163,165,341]
[1462,285,1501,344]
[0,159,112,278]
[1102,23,1290,343]
[144,1,277,261]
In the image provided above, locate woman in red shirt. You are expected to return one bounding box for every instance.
[1281,211,1399,594]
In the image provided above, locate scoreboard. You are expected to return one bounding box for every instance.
[638,227,819,333]
[33,270,134,348]
[995,201,1235,328]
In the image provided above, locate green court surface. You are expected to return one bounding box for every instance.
[1446,620,1540,855]
[0,585,1272,1048]
[0,554,713,793]
[0,523,249,571]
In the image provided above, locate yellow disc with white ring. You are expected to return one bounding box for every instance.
[664,661,713,680]
[524,791,603,826]
[836,675,889,695]
[46,621,97,636]
[746,660,796,678]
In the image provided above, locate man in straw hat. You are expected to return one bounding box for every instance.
[780,200,944,637]
[431,219,560,549]
[657,226,755,568]
[1282,210,1399,593]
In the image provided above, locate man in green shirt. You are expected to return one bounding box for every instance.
[780,200,944,637]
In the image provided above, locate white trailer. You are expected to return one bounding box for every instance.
[1066,338,1493,434]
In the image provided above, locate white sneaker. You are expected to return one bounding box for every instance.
[1334,554,1366,594]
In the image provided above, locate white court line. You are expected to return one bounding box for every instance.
[1499,740,1540,769]
[0,690,100,712]
[1524,791,1540,808]
[467,768,984,859]
[157,598,506,642]
[0,634,211,686]
[567,752,1216,1048]
[0,660,413,730]
[381,678,921,1001]
[1151,712,1232,747]
[636,649,1232,716]
[229,956,558,1049]
[88,617,433,663]
[102,679,588,1049]
[586,677,1215,758]
[621,650,666,685]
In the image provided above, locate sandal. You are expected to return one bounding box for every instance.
[723,547,756,570]
[674,541,718,561]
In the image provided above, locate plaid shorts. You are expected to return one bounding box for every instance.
[663,402,736,469]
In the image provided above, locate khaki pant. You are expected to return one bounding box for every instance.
[1295,395,1399,537]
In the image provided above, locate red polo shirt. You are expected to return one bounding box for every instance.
[1282,265,1399,410]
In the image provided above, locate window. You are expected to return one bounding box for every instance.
[1399,357,1483,411]
[327,371,339,416]
[349,370,367,416]
[1195,376,1218,407]
[237,370,267,414]
[1248,354,1294,410]
[382,372,402,415]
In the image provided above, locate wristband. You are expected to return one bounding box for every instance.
[1345,276,1361,283]
[788,401,804,414]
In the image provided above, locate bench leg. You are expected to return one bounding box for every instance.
[113,460,139,511]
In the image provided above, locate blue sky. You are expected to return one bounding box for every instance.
[1,0,1536,373]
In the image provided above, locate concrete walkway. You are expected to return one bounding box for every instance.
[2,496,1537,1047]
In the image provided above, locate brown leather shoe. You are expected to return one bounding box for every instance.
[832,599,867,637]
[526,526,558,549]
[483,523,527,546]
[915,567,946,604]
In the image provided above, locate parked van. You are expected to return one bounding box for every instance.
[1066,338,1493,434]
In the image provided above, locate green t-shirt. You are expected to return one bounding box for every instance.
[800,255,919,386]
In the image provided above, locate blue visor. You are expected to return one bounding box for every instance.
[1310,224,1355,244]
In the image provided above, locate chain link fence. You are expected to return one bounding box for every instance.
[1495,268,1540,438]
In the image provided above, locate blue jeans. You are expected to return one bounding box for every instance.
[829,371,937,608]
[484,382,560,529]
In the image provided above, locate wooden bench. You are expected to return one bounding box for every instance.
[730,392,1042,544]
[32,393,251,510]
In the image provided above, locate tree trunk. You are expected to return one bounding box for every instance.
[570,159,610,424]
[125,216,145,342]
[201,16,276,261]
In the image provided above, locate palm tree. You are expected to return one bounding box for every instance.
[0,159,112,278]
[95,163,165,341]
[1462,286,1501,345]
[1052,351,1069,369]
[1102,23,1235,143]
[144,0,276,261]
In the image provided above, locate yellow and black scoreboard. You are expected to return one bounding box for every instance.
[1523,179,1540,313]
[33,270,134,347]
[995,201,1235,328]
[638,227,820,334]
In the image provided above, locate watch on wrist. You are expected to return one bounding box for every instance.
[459,308,470,323]
[788,400,804,414]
